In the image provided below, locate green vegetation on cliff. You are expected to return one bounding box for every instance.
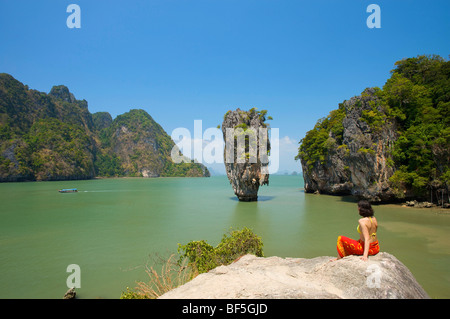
[297,55,449,201]
[0,73,209,181]
[295,104,346,169]
[95,108,208,178]
[0,73,97,181]
[385,56,450,198]
[20,118,95,180]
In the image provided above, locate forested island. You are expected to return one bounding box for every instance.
[0,74,209,182]
[297,55,449,205]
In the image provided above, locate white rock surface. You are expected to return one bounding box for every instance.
[159,253,429,299]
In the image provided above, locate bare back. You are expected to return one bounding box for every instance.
[358,217,378,243]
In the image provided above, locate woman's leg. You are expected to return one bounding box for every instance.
[336,236,364,258]
[368,241,380,256]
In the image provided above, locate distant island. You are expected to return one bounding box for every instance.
[0,74,209,182]
[296,55,449,205]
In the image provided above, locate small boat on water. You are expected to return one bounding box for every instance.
[59,188,78,193]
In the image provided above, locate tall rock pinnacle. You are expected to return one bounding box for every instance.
[221,108,271,201]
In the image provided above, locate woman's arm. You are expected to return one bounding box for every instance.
[359,220,370,261]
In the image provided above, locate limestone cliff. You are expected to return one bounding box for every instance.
[0,73,209,181]
[97,109,210,178]
[221,108,270,201]
[298,55,449,204]
[0,74,97,181]
[159,253,429,299]
[299,88,398,202]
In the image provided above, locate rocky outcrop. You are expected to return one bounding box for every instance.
[221,109,270,201]
[49,85,77,104]
[63,287,76,299]
[159,253,429,299]
[300,88,398,202]
[300,55,450,204]
[403,200,449,208]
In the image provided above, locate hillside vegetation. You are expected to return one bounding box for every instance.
[0,74,209,181]
[297,55,449,203]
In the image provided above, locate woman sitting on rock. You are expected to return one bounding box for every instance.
[334,200,380,261]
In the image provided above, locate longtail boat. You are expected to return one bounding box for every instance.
[59,188,78,193]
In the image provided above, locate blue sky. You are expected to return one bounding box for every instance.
[1,0,449,173]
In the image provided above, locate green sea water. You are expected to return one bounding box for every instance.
[1,175,449,299]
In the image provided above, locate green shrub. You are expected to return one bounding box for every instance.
[357,147,376,156]
[214,227,264,265]
[177,227,264,274]
[120,287,149,299]
[361,106,386,132]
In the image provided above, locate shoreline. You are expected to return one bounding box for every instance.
[0,174,211,184]
[2,175,449,210]
[305,189,449,209]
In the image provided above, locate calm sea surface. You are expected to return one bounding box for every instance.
[1,175,449,299]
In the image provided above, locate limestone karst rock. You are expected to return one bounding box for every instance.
[298,55,450,204]
[0,73,209,181]
[221,108,271,201]
[299,88,398,202]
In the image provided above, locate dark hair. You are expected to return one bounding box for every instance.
[358,200,374,217]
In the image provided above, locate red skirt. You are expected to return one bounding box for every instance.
[336,236,379,258]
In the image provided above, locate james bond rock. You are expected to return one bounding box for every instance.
[221,108,271,201]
